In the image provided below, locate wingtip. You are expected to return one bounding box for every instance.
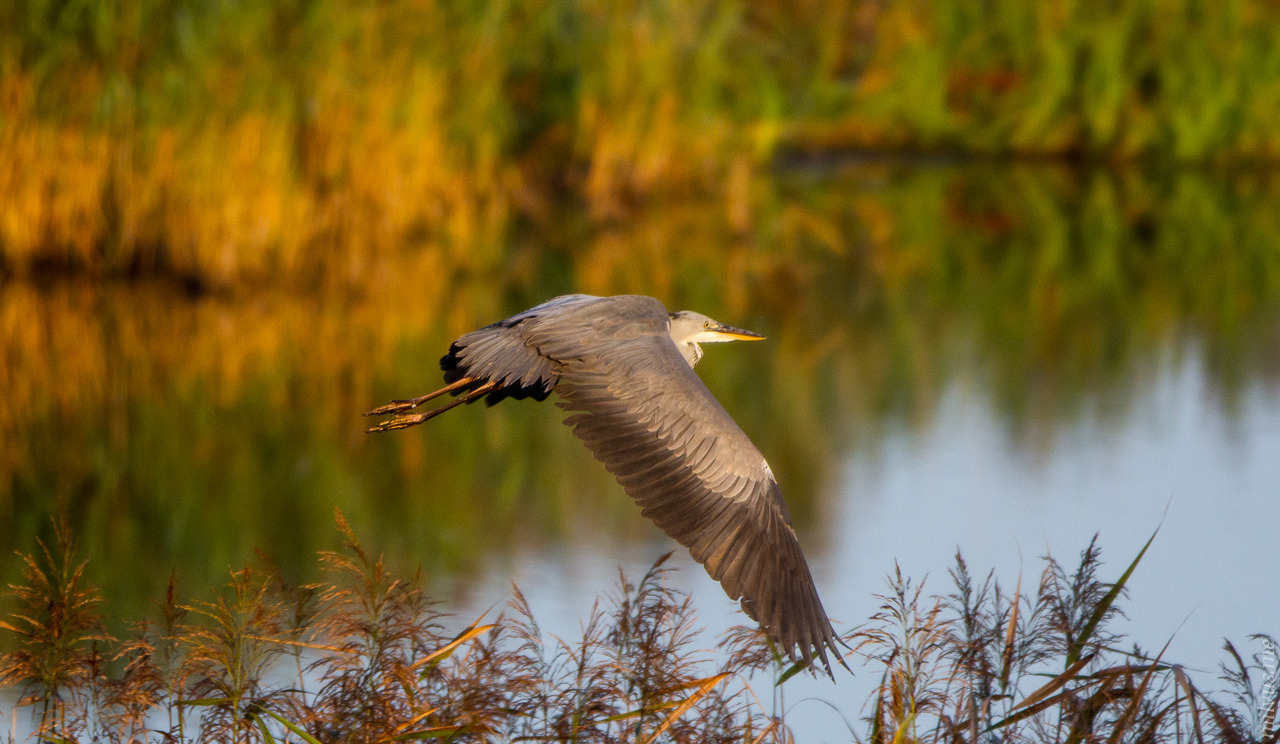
[784,613,851,680]
[802,642,851,681]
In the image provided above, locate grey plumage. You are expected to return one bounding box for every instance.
[365,294,845,674]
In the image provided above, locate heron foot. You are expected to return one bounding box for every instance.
[363,399,419,417]
[366,413,430,432]
[362,377,482,417]
[364,379,500,433]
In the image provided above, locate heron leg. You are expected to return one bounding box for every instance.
[363,377,478,417]
[366,381,498,432]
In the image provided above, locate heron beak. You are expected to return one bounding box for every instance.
[709,323,766,341]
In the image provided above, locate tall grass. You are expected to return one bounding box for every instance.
[4,1,1280,283]
[3,517,1277,742]
[846,535,1280,743]
[1,514,785,743]
[0,0,763,284]
[789,0,1280,161]
[0,518,108,735]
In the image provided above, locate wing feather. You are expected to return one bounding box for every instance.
[534,297,842,672]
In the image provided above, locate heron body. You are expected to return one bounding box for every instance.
[365,294,844,674]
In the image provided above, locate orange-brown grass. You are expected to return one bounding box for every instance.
[0,77,513,287]
[9,1,1280,285]
[9,0,1280,281]
[0,517,110,736]
[1,513,787,743]
[4,516,1278,743]
[0,1,759,285]
[848,535,1280,744]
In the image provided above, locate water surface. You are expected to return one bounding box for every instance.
[4,162,1278,738]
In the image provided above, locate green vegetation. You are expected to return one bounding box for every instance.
[796,0,1280,160]
[3,518,1277,742]
[3,1,1280,283]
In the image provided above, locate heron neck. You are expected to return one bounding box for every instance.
[679,342,703,368]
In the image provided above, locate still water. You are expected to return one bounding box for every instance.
[446,338,1280,741]
[4,162,1279,738]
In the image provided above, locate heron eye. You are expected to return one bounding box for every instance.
[703,321,711,329]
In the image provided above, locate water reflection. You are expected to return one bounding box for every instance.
[440,339,1280,742]
[3,162,1278,643]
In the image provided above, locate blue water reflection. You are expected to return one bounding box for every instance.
[452,341,1280,741]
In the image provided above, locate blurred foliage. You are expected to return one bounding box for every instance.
[3,0,1280,640]
[3,162,1280,621]
[4,0,1280,282]
[820,0,1280,160]
[0,0,767,282]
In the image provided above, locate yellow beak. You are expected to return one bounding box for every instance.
[709,323,766,341]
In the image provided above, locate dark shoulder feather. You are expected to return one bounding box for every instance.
[440,294,602,403]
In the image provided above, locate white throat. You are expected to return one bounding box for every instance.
[679,341,704,368]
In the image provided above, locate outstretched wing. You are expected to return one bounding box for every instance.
[528,297,843,672]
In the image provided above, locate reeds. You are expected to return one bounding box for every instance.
[0,0,757,284]
[1,514,786,743]
[3,516,1276,743]
[0,518,109,736]
[848,531,1280,744]
[5,1,1280,283]
[788,0,1280,161]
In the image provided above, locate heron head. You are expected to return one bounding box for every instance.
[667,311,765,367]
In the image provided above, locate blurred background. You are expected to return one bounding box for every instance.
[3,0,1279,737]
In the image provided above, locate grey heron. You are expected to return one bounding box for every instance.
[365,294,845,674]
